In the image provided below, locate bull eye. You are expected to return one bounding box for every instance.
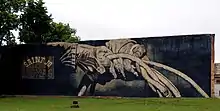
[97,66,105,74]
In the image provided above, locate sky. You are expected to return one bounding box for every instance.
[43,0,220,62]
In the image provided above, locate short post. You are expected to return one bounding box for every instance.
[219,90,220,96]
[70,100,80,108]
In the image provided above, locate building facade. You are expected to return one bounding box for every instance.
[215,63,220,97]
[0,34,215,98]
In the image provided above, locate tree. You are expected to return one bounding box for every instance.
[0,0,26,46]
[19,0,53,44]
[19,0,80,44]
[46,22,80,43]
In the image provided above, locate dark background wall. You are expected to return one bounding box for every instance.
[0,44,76,95]
[0,34,214,97]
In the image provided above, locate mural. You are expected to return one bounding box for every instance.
[47,37,211,98]
[0,34,214,97]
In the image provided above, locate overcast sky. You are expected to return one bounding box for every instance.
[43,0,220,62]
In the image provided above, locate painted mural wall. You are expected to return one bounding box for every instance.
[0,34,214,97]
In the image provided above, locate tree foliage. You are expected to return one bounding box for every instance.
[48,22,80,43]
[0,0,26,45]
[19,0,53,44]
[1,0,80,45]
[19,0,80,44]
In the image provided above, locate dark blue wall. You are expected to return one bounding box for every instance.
[0,34,214,97]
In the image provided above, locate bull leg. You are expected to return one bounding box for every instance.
[89,83,97,96]
[77,75,93,96]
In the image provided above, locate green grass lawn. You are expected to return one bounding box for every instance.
[0,96,220,111]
